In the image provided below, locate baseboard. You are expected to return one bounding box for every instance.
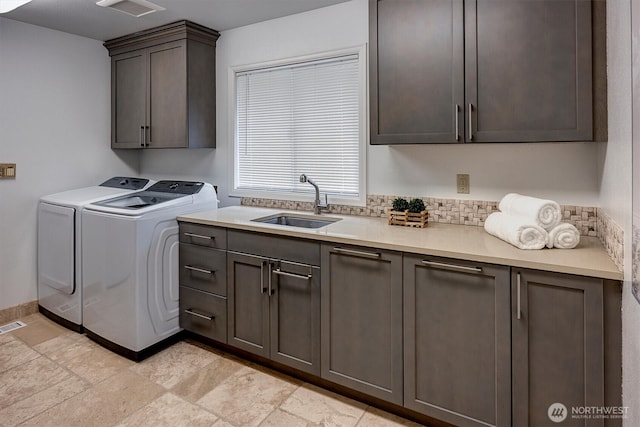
[0,300,39,325]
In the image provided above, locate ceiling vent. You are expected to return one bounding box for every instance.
[96,0,165,18]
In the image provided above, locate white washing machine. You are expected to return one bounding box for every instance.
[37,177,153,331]
[81,180,218,360]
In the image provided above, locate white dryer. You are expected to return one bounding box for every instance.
[37,177,153,331]
[81,181,218,360]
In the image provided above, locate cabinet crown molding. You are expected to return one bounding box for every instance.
[104,20,220,56]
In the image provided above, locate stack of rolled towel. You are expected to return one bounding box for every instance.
[484,193,580,250]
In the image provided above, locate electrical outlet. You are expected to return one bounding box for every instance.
[0,163,16,179]
[457,174,469,194]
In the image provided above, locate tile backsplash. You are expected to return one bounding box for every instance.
[242,194,622,271]
[597,208,624,271]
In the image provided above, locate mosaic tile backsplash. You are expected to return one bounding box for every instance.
[597,208,624,271]
[242,194,623,271]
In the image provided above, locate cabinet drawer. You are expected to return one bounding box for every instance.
[179,243,226,296]
[179,223,226,249]
[179,286,227,343]
[228,230,320,265]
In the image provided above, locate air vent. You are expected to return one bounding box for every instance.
[96,0,165,18]
[0,320,26,334]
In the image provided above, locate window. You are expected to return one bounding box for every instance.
[230,47,366,205]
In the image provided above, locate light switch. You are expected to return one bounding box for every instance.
[457,174,469,194]
[0,163,16,179]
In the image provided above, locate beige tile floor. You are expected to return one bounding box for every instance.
[0,314,425,427]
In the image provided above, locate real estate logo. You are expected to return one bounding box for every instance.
[547,402,629,422]
[548,403,568,423]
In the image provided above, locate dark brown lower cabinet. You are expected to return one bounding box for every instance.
[512,269,604,427]
[178,225,228,343]
[320,244,403,405]
[179,222,620,427]
[403,255,511,427]
[227,251,321,376]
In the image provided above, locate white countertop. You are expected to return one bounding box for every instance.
[178,205,623,281]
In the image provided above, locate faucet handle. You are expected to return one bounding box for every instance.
[319,194,329,210]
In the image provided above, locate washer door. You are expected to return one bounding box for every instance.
[38,202,75,295]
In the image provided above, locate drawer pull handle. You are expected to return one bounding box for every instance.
[468,103,474,141]
[184,232,213,240]
[184,265,214,275]
[333,247,381,259]
[184,308,215,321]
[517,272,522,320]
[455,104,460,141]
[272,268,312,281]
[260,260,267,294]
[421,260,482,273]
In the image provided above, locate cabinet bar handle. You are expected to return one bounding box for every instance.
[140,125,145,147]
[455,104,460,141]
[272,268,312,281]
[260,260,266,294]
[184,232,213,240]
[184,265,214,275]
[333,247,381,258]
[421,260,482,273]
[268,262,274,295]
[468,104,473,141]
[517,273,522,320]
[145,125,149,147]
[184,308,215,321]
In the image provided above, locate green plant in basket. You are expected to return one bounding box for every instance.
[408,198,425,213]
[392,197,410,212]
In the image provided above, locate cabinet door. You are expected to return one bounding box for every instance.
[112,50,146,148]
[512,269,604,426]
[269,261,321,376]
[227,252,269,358]
[147,41,188,148]
[404,255,511,427]
[370,0,464,144]
[465,0,592,142]
[320,244,403,404]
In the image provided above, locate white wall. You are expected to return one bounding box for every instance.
[625,0,640,424]
[140,0,602,207]
[604,0,640,425]
[0,18,139,311]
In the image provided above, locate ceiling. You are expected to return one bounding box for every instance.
[1,0,351,41]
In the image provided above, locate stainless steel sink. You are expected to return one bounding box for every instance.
[251,213,341,229]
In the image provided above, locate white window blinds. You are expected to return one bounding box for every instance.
[234,53,361,199]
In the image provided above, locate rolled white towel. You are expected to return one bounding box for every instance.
[546,223,580,249]
[484,212,548,250]
[498,193,562,231]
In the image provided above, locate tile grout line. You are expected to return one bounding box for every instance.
[256,382,303,426]
[0,333,90,427]
[353,404,370,426]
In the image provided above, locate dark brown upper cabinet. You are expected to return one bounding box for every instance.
[370,0,594,144]
[104,21,219,149]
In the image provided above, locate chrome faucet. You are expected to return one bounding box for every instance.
[299,174,328,214]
